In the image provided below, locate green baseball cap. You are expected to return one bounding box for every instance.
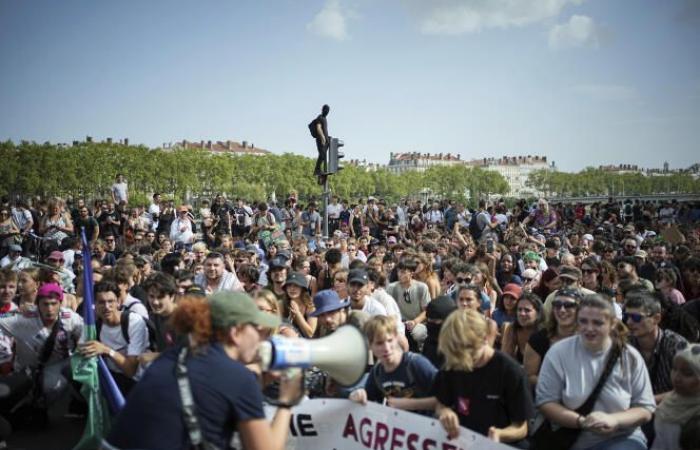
[209,291,281,329]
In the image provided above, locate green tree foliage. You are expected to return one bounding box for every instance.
[0,141,424,204]
[527,167,700,197]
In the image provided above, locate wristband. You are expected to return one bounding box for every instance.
[577,414,585,429]
[108,349,116,359]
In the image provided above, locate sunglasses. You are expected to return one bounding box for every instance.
[552,300,578,310]
[622,311,652,323]
[523,277,534,282]
[455,277,472,284]
[581,269,597,275]
[403,290,412,304]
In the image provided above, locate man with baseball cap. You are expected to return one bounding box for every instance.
[543,265,596,320]
[346,269,387,317]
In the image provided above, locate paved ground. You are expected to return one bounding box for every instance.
[6,400,85,450]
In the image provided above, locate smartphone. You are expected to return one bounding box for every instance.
[486,238,494,253]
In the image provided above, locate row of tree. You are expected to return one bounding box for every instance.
[526,167,700,198]
[0,141,512,205]
[2,141,695,206]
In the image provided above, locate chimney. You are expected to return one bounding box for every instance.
[72,140,79,146]
[86,136,93,143]
[200,140,204,148]
[182,139,188,148]
[124,138,129,146]
[227,141,233,150]
[106,137,112,144]
[207,140,212,149]
[242,141,247,148]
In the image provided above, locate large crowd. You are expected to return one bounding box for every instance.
[0,178,699,450]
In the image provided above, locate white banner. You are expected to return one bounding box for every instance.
[265,398,513,450]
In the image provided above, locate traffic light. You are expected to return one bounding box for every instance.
[328,137,344,174]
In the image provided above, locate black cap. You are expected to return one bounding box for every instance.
[269,256,288,270]
[284,271,309,289]
[348,269,369,285]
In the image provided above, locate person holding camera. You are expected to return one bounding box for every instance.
[104,291,303,450]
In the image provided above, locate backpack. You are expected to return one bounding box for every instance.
[468,210,483,241]
[96,305,158,352]
[308,118,319,139]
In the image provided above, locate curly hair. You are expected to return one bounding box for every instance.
[170,295,213,348]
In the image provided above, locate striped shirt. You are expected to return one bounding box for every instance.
[630,328,687,394]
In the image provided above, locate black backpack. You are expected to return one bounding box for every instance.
[96,305,158,352]
[308,117,319,138]
[469,210,483,241]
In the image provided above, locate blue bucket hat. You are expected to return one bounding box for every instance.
[310,289,350,317]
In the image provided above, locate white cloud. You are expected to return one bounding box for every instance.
[405,0,585,35]
[571,84,639,102]
[548,14,599,49]
[307,0,349,41]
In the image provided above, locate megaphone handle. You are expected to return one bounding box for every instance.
[267,369,306,408]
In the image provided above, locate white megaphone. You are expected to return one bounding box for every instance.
[258,325,368,386]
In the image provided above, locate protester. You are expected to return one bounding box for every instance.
[349,315,437,413]
[524,287,581,386]
[104,292,303,450]
[536,294,655,450]
[434,309,534,445]
[651,342,700,450]
[501,292,543,364]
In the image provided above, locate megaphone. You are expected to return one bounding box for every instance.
[258,325,368,386]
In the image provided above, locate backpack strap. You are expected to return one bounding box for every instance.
[120,310,131,345]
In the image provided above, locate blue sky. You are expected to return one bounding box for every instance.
[1,0,698,172]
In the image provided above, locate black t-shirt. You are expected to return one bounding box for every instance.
[107,343,265,450]
[74,216,99,240]
[151,313,183,352]
[528,328,551,359]
[315,114,328,139]
[98,210,121,237]
[431,350,534,437]
[683,298,700,323]
[232,206,249,227]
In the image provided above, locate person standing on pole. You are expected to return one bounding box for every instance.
[310,104,330,182]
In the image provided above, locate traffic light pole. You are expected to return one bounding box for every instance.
[322,175,330,239]
[321,135,343,239]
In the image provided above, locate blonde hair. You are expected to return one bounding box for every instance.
[363,315,398,344]
[439,309,487,372]
[254,289,281,317]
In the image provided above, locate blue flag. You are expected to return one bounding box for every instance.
[70,228,125,449]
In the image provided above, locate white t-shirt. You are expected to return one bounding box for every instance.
[536,336,655,450]
[99,313,149,377]
[327,203,343,219]
[123,295,149,319]
[355,296,387,317]
[371,288,405,336]
[148,202,160,230]
[111,182,128,203]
